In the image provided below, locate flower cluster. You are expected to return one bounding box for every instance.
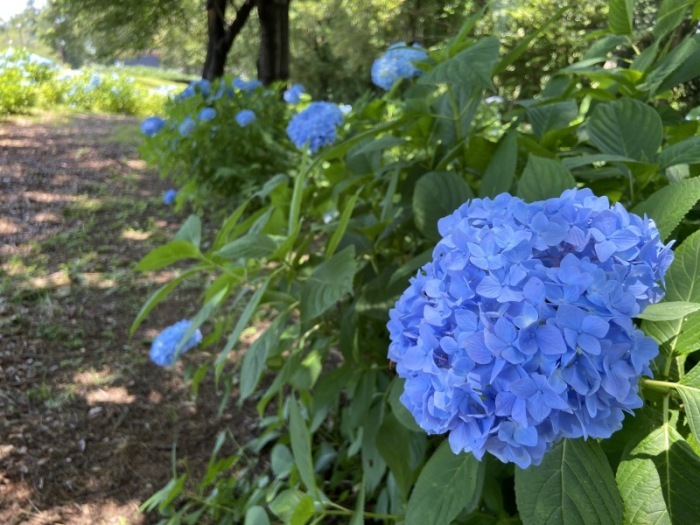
[163,189,178,205]
[286,101,344,153]
[178,116,196,137]
[233,77,262,92]
[284,84,305,104]
[141,116,166,137]
[198,107,217,122]
[235,109,256,127]
[387,189,673,468]
[371,42,428,90]
[150,320,202,367]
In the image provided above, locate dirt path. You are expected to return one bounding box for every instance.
[0,114,255,524]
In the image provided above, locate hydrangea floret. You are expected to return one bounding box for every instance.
[150,320,202,367]
[286,101,344,153]
[198,107,217,122]
[178,117,196,137]
[387,189,674,468]
[233,77,262,92]
[163,189,178,205]
[371,42,428,90]
[141,116,166,137]
[235,109,256,127]
[283,83,305,104]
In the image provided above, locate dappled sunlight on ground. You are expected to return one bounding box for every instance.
[0,113,258,524]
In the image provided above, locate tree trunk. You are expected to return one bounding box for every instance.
[257,0,291,85]
[202,0,256,80]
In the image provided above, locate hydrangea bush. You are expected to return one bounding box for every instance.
[140,77,352,208]
[135,4,700,524]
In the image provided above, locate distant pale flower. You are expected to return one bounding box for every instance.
[286,102,344,153]
[178,117,196,137]
[198,107,217,122]
[235,109,256,127]
[163,189,177,205]
[388,188,673,469]
[150,320,202,366]
[283,84,305,104]
[339,104,352,115]
[141,116,166,137]
[371,42,427,90]
[233,77,262,92]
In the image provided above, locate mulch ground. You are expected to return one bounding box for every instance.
[0,113,258,524]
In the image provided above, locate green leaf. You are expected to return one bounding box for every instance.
[587,99,663,162]
[480,132,518,198]
[677,364,700,445]
[640,34,700,95]
[289,398,318,496]
[562,154,639,170]
[527,101,578,140]
[173,215,201,249]
[269,489,306,523]
[325,192,360,257]
[300,246,357,322]
[239,315,286,402]
[616,426,700,524]
[175,287,227,356]
[515,439,623,525]
[213,200,249,250]
[637,302,700,321]
[388,378,422,432]
[376,413,416,500]
[349,476,365,525]
[405,441,485,525]
[290,494,315,525]
[214,233,277,261]
[653,0,693,41]
[657,45,700,94]
[658,137,700,169]
[643,229,700,356]
[271,443,294,478]
[517,155,576,202]
[244,506,270,525]
[413,171,473,240]
[135,240,201,271]
[608,0,636,35]
[632,177,700,241]
[130,268,199,335]
[216,279,270,379]
[420,36,499,89]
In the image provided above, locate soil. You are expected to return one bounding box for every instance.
[0,113,258,524]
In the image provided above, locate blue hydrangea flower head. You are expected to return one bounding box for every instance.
[235,109,256,127]
[286,102,344,153]
[283,83,305,104]
[175,84,196,101]
[387,188,674,469]
[371,42,428,90]
[141,116,166,137]
[233,77,263,92]
[178,117,196,137]
[163,189,177,205]
[198,107,217,122]
[150,320,202,367]
[195,79,211,97]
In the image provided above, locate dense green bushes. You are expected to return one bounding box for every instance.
[135,2,700,524]
[0,48,166,116]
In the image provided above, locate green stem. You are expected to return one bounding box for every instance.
[641,378,679,393]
